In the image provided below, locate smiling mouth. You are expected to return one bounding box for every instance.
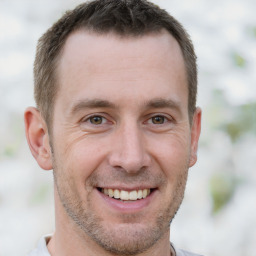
[98,188,153,201]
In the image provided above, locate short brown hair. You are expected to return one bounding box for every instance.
[34,0,197,127]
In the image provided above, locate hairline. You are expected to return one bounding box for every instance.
[46,28,194,133]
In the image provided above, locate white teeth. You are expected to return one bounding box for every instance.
[114,189,120,199]
[102,188,151,201]
[120,190,129,200]
[137,190,143,199]
[142,189,148,198]
[108,189,114,197]
[104,188,108,195]
[129,190,138,200]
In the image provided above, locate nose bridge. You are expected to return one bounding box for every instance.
[109,119,150,173]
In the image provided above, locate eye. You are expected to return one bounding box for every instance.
[79,113,113,132]
[88,116,106,125]
[151,115,166,124]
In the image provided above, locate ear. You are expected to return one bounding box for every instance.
[189,107,202,167]
[24,107,53,170]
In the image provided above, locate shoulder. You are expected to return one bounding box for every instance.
[27,235,51,256]
[175,248,204,256]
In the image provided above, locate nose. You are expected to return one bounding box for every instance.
[108,122,151,173]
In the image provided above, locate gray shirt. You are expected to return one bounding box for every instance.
[28,235,204,256]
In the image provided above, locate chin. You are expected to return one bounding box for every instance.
[86,222,169,256]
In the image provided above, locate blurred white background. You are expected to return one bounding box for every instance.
[0,0,255,255]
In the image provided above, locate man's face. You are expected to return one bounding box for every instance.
[50,30,200,254]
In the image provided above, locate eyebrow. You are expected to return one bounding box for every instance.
[69,97,182,115]
[144,98,182,113]
[70,99,117,115]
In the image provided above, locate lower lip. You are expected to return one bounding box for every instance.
[96,189,156,213]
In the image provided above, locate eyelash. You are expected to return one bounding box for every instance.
[82,114,108,125]
[149,115,168,124]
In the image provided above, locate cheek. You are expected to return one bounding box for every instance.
[54,133,107,179]
[150,132,191,162]
[149,132,191,180]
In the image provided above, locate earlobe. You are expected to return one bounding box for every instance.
[189,107,202,167]
[24,107,53,170]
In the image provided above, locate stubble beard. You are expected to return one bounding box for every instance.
[53,161,188,256]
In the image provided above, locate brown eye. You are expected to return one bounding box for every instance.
[152,116,165,124]
[89,116,103,125]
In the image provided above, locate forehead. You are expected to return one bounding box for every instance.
[58,29,185,75]
[55,30,188,112]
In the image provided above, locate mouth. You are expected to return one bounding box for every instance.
[97,188,154,201]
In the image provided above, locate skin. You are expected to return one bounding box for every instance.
[25,30,201,256]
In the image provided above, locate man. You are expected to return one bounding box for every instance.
[25,0,202,255]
